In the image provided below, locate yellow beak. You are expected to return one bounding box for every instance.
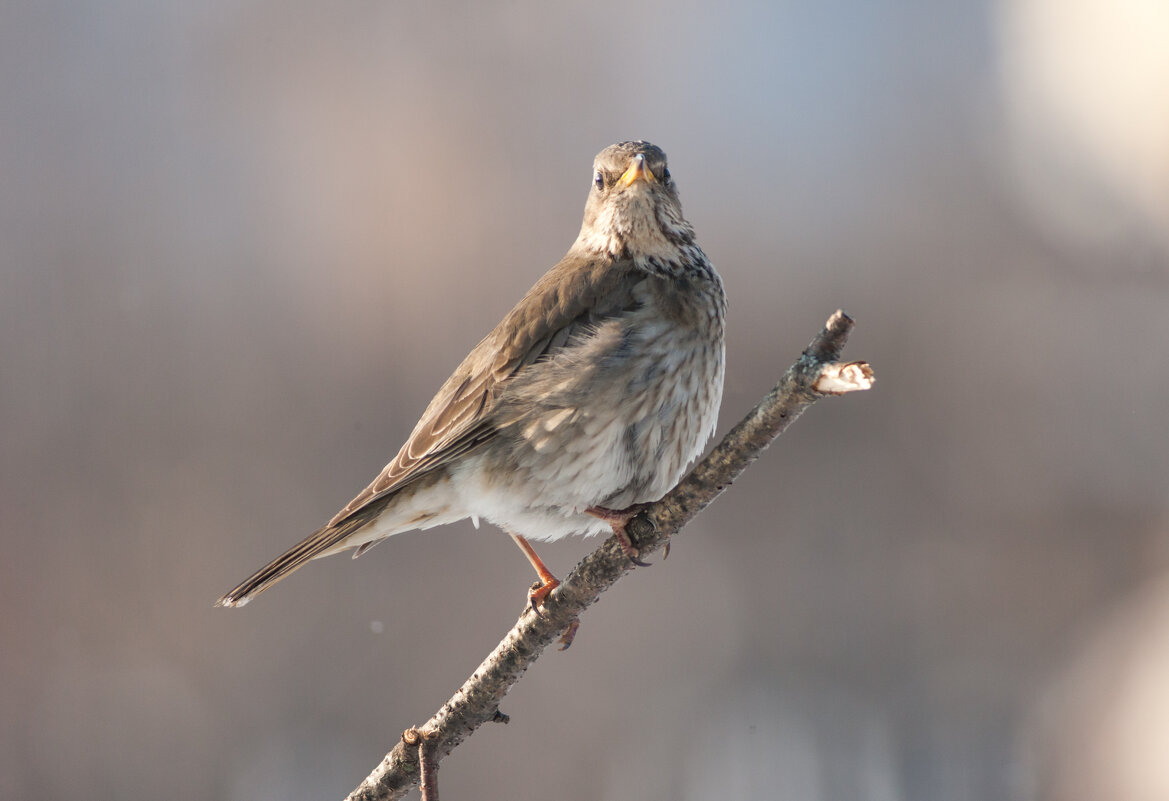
[618,154,656,187]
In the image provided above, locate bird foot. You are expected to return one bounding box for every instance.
[557,619,581,650]
[528,576,560,611]
[585,504,653,566]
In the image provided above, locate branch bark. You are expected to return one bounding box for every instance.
[345,310,874,801]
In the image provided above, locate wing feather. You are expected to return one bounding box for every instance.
[327,255,644,527]
[216,255,645,607]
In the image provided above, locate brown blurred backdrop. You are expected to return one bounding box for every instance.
[3,1,1169,799]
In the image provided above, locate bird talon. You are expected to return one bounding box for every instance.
[614,523,652,566]
[585,503,657,566]
[557,619,581,650]
[527,576,560,612]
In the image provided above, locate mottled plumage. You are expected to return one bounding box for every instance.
[217,141,725,608]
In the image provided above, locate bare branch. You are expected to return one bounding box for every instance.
[400,728,439,801]
[345,310,872,801]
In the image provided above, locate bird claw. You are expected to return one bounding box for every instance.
[528,577,560,613]
[557,619,581,650]
[624,548,652,568]
[610,521,651,566]
[585,503,655,566]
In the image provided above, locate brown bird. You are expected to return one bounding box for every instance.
[216,141,725,609]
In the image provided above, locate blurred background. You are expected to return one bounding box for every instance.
[3,0,1168,799]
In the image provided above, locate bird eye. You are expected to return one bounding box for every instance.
[593,171,604,190]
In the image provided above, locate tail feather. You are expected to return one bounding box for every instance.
[215,517,368,607]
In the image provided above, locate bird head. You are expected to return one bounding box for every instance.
[572,141,696,262]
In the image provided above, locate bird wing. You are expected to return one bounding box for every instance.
[214,255,645,607]
[327,254,644,527]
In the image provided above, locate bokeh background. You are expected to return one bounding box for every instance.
[4,1,1169,799]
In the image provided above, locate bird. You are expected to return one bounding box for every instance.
[216,140,726,610]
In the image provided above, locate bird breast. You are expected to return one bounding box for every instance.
[463,266,725,537]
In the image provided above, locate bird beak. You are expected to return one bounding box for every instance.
[618,154,656,187]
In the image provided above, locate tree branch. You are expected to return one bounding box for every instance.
[345,310,873,801]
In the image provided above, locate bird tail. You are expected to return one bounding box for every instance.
[215,517,368,607]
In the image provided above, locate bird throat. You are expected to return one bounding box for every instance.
[575,192,694,269]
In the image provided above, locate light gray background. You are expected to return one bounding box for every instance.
[5,1,1169,799]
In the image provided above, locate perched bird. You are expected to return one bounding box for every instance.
[216,141,726,609]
